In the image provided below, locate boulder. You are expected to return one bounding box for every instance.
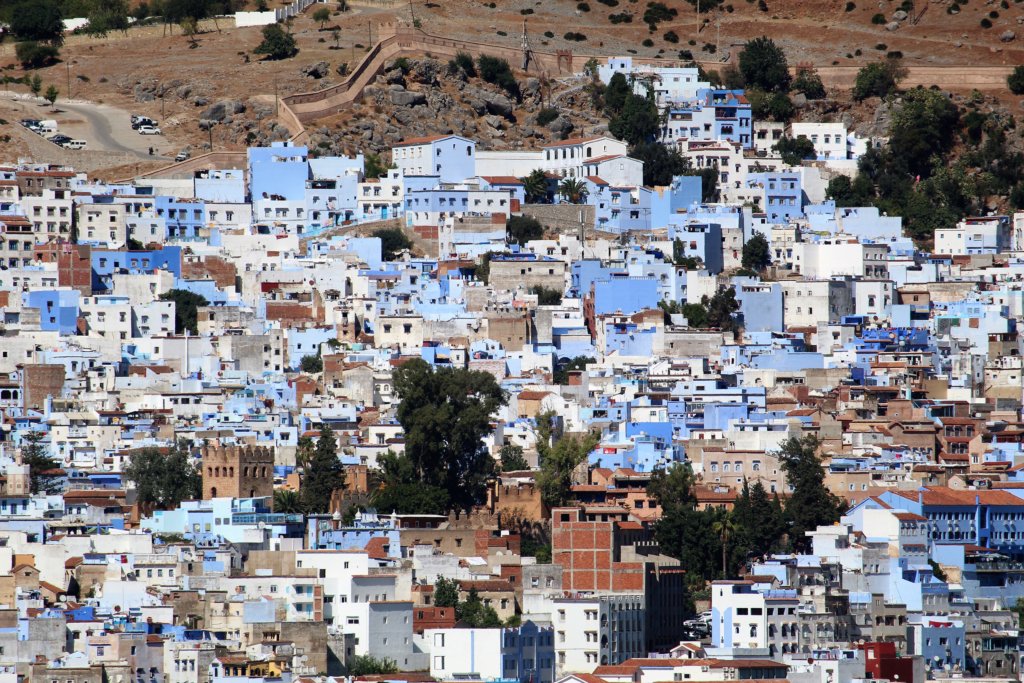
[480,90,514,118]
[892,9,908,20]
[484,114,506,129]
[391,90,426,107]
[1001,30,1016,42]
[301,61,330,79]
[885,21,900,31]
[200,100,246,122]
[523,77,541,98]
[383,67,406,85]
[546,115,574,134]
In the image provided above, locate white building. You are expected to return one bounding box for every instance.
[597,56,710,104]
[552,594,644,676]
[541,137,629,180]
[391,135,476,183]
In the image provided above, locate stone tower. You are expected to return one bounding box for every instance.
[200,442,275,501]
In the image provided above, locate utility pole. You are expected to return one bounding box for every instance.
[208,123,213,151]
[274,77,279,117]
[66,60,71,100]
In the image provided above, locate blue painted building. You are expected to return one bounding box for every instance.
[24,289,80,334]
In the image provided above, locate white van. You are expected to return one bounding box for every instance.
[36,120,58,135]
[62,140,86,150]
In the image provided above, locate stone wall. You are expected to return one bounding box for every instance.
[520,203,595,235]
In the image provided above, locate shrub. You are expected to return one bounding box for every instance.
[536,107,559,125]
[452,51,476,77]
[852,59,906,100]
[477,54,521,99]
[664,30,679,42]
[544,30,554,37]
[642,38,654,46]
[254,24,298,60]
[870,12,886,23]
[980,17,992,27]
[577,1,590,10]
[596,0,619,5]
[609,11,633,22]
[845,1,855,9]
[643,1,677,27]
[1008,65,1024,94]
[15,41,59,69]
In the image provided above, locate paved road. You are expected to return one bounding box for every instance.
[0,92,171,160]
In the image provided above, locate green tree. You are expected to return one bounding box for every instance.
[500,444,530,472]
[313,6,331,28]
[775,135,816,166]
[180,17,198,47]
[604,72,631,115]
[558,177,588,203]
[254,23,298,60]
[85,0,130,37]
[392,359,507,510]
[826,174,874,207]
[159,289,209,335]
[300,426,347,513]
[649,462,722,584]
[852,59,907,101]
[536,413,597,508]
[738,36,790,93]
[372,451,450,514]
[887,86,959,179]
[299,354,323,373]
[44,84,58,109]
[1009,65,1024,95]
[521,169,550,204]
[373,227,412,260]
[609,90,660,145]
[507,215,544,244]
[364,152,388,179]
[29,74,43,97]
[433,576,460,607]
[124,443,201,508]
[553,356,594,385]
[630,141,689,187]
[295,435,315,470]
[777,435,843,552]
[16,42,60,69]
[9,0,64,44]
[458,587,503,627]
[347,655,398,676]
[711,513,737,578]
[531,285,562,305]
[730,480,784,567]
[741,231,771,272]
[20,430,62,494]
[703,286,740,331]
[273,488,303,513]
[792,68,826,99]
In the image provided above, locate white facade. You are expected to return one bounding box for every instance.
[542,137,629,179]
[391,135,476,183]
[553,594,644,676]
[597,56,709,104]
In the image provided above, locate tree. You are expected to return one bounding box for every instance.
[649,462,721,585]
[300,426,347,513]
[630,141,689,187]
[458,587,502,627]
[434,577,460,607]
[299,354,323,373]
[852,59,907,101]
[254,23,298,60]
[273,488,303,513]
[372,451,450,514]
[20,430,62,495]
[1009,65,1024,95]
[521,169,550,204]
[313,6,331,28]
[738,36,790,93]
[507,215,543,244]
[775,135,816,166]
[553,356,594,385]
[295,435,315,470]
[531,285,562,305]
[364,153,388,179]
[741,231,771,272]
[348,655,398,676]
[44,85,58,109]
[500,445,530,472]
[16,41,59,69]
[609,90,660,145]
[558,177,588,204]
[604,72,631,115]
[180,17,198,47]
[392,359,507,510]
[9,0,64,45]
[536,413,597,508]
[85,0,130,37]
[777,435,843,552]
[373,227,412,260]
[730,480,784,567]
[124,443,201,509]
[703,286,740,331]
[159,289,209,335]
[29,75,43,98]
[711,514,737,578]
[792,67,826,99]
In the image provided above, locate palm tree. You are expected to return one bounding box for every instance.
[558,177,588,204]
[521,169,549,204]
[712,513,738,579]
[273,488,303,513]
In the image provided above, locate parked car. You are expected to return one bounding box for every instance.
[131,117,156,130]
[174,151,190,162]
[61,139,87,150]
[137,125,162,135]
[20,119,40,130]
[48,134,71,145]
